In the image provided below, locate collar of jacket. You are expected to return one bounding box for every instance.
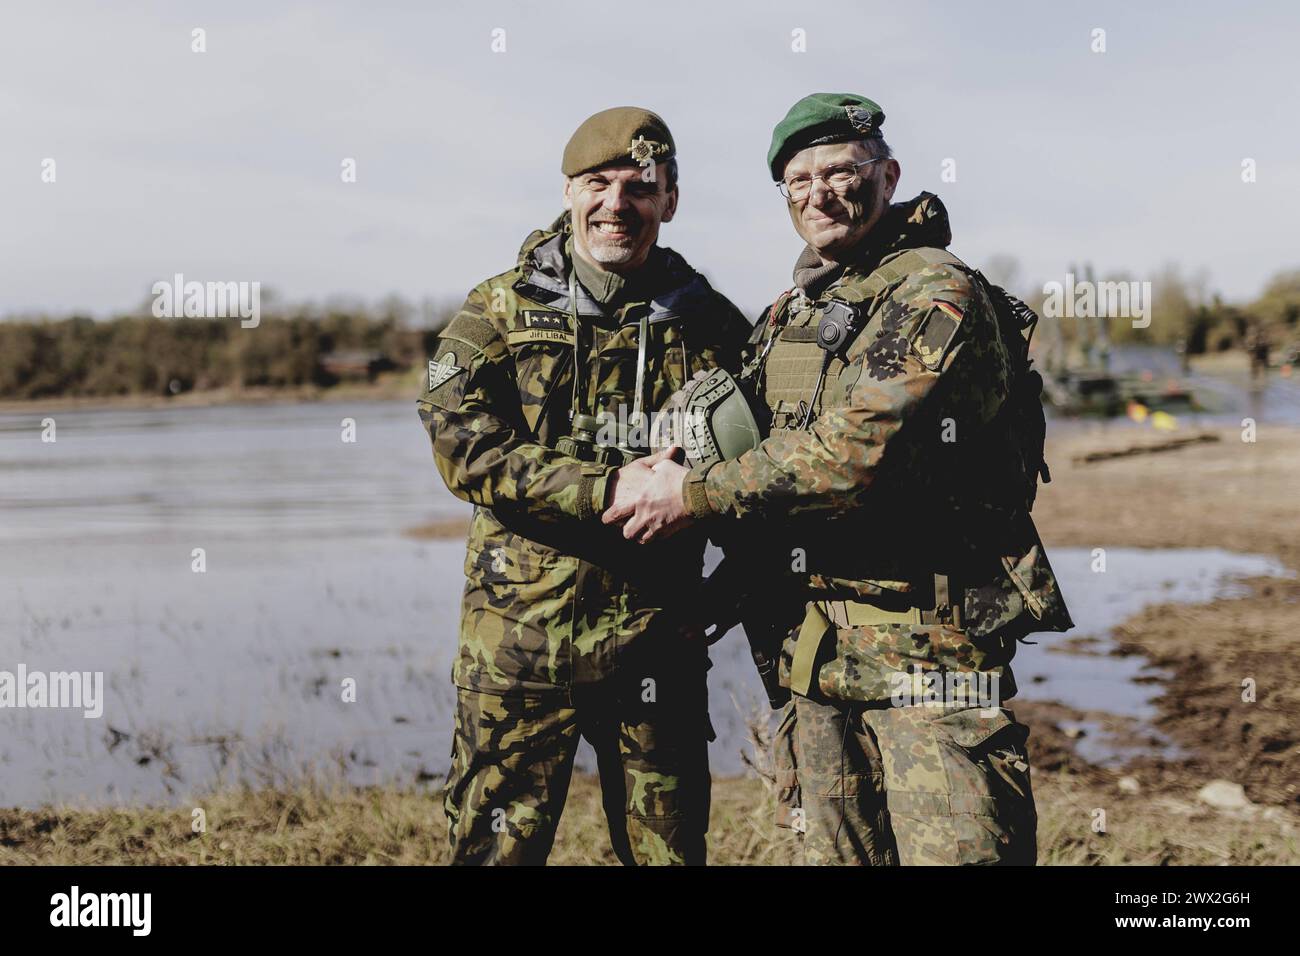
[794,192,955,298]
[843,191,954,280]
[511,211,716,326]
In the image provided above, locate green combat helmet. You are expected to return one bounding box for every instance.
[652,368,764,467]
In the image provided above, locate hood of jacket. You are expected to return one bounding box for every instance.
[793,191,955,295]
[512,212,719,325]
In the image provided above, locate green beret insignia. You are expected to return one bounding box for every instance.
[844,105,876,134]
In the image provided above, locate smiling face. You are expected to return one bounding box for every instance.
[563,163,678,273]
[782,140,899,263]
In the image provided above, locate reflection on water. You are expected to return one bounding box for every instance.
[1043,344,1300,429]
[1017,548,1288,765]
[0,399,1288,805]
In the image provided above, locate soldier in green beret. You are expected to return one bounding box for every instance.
[417,107,750,865]
[605,93,1073,865]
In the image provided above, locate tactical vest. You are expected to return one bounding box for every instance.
[752,249,954,426]
[763,318,829,429]
[744,247,1073,703]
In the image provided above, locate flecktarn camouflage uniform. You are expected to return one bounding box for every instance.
[688,192,1072,865]
[419,214,749,865]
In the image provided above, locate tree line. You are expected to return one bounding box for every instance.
[0,303,456,400]
[3,265,1298,401]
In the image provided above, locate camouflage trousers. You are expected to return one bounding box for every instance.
[443,662,713,865]
[776,693,1037,865]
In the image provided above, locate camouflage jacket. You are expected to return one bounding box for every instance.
[419,215,750,695]
[690,193,1072,703]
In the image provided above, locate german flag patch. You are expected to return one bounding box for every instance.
[935,301,964,323]
[909,299,965,370]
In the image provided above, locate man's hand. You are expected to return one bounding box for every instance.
[604,446,674,522]
[602,446,694,543]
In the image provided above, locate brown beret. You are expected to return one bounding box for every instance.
[561,106,676,177]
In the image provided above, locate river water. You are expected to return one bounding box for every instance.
[0,397,1287,806]
[1043,343,1300,429]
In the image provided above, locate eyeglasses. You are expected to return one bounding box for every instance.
[777,158,882,202]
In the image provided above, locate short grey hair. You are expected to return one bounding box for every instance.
[662,157,679,190]
[860,137,893,161]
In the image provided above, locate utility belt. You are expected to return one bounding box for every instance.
[788,572,965,699]
[820,572,963,629]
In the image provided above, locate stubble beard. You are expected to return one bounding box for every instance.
[582,215,645,269]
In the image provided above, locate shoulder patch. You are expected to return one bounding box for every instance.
[934,300,964,323]
[909,300,965,370]
[428,352,464,391]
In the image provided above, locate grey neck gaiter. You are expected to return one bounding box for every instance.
[792,244,846,301]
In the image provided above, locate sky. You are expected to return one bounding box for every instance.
[2,0,1296,320]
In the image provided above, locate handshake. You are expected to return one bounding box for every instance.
[601,445,693,544]
[598,366,759,544]
[599,368,721,544]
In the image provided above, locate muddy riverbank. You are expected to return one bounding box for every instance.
[1017,424,1299,833]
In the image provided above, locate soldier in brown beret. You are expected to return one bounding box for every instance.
[561,107,679,274]
[418,107,750,865]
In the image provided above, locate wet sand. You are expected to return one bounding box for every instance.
[1037,423,1298,566]
[1020,424,1299,815]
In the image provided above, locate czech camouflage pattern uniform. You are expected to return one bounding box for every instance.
[685,95,1072,865]
[419,110,750,864]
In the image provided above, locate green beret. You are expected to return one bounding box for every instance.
[767,93,885,180]
[562,106,676,177]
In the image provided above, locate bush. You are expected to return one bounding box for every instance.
[0,305,451,400]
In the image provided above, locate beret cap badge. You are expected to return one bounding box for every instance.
[844,105,875,133]
[628,135,662,165]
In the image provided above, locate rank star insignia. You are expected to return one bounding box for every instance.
[628,135,659,165]
[428,352,463,391]
[844,105,875,133]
